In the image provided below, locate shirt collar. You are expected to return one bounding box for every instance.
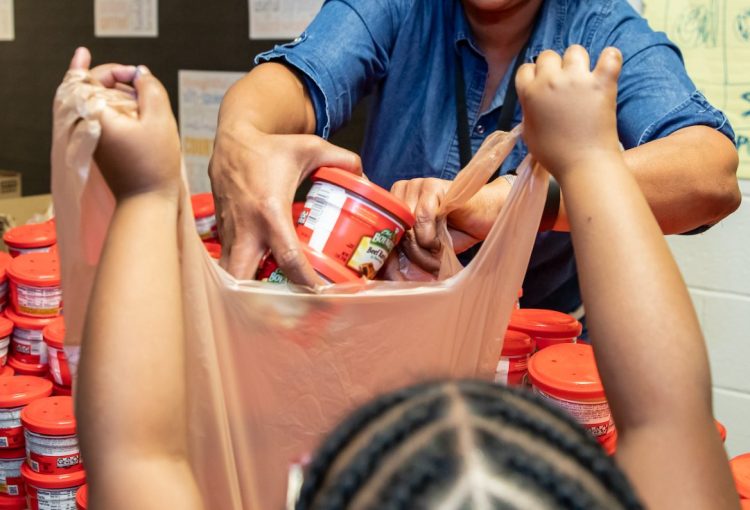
[453,0,567,59]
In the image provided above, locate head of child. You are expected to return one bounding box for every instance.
[297,380,642,509]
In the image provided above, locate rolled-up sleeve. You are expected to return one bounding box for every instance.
[254,0,410,139]
[587,2,735,149]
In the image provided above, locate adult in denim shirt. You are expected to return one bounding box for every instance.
[209,0,740,314]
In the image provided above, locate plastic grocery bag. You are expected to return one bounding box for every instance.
[51,71,548,509]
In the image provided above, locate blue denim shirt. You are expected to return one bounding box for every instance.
[256,0,734,311]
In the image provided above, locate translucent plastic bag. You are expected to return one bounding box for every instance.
[52,71,547,509]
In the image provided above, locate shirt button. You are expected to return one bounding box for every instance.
[475,124,485,134]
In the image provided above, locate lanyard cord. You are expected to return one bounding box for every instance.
[454,24,538,173]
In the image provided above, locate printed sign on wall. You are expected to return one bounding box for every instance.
[646,0,750,178]
[178,70,245,193]
[95,0,158,37]
[0,0,14,41]
[249,0,323,40]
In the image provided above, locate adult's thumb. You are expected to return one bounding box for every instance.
[307,137,363,176]
[133,66,172,119]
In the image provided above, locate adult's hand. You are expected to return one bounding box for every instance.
[209,124,361,284]
[389,177,510,274]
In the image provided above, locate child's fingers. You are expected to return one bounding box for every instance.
[594,47,623,83]
[515,62,536,93]
[90,64,138,88]
[535,50,562,78]
[132,66,172,120]
[68,47,91,71]
[562,45,590,73]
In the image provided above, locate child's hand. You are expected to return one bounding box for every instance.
[68,48,181,201]
[516,45,623,178]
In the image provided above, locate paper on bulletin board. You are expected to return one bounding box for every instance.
[178,70,245,194]
[645,0,750,179]
[0,0,14,41]
[94,0,158,38]
[249,0,323,40]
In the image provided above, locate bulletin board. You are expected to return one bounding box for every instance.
[646,0,750,179]
[0,0,366,196]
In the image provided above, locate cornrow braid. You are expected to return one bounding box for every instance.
[298,381,443,510]
[297,380,644,510]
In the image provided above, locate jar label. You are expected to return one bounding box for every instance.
[12,327,48,365]
[47,346,72,387]
[8,246,52,258]
[195,215,218,241]
[0,456,24,496]
[14,283,62,316]
[494,354,529,386]
[29,486,80,510]
[0,407,24,449]
[534,388,613,438]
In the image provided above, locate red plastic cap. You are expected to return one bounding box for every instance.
[3,222,57,249]
[527,343,605,400]
[76,484,88,509]
[7,252,61,287]
[191,193,215,218]
[304,246,361,284]
[312,168,416,228]
[0,252,11,280]
[501,329,533,357]
[203,241,222,260]
[715,419,727,443]
[0,317,12,338]
[4,307,56,330]
[0,447,25,459]
[509,309,582,339]
[8,356,48,377]
[21,396,76,436]
[292,202,305,222]
[43,317,66,349]
[0,494,26,509]
[21,462,86,489]
[0,376,53,408]
[732,453,750,499]
[0,366,15,378]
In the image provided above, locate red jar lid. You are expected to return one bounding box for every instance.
[312,167,416,228]
[191,193,215,218]
[0,376,53,408]
[0,447,25,459]
[21,463,85,489]
[732,453,750,499]
[501,329,533,357]
[4,307,56,330]
[21,396,76,436]
[0,252,11,281]
[0,494,26,509]
[0,317,12,338]
[7,253,61,288]
[76,484,88,509]
[52,383,72,397]
[43,317,66,349]
[203,241,222,260]
[304,246,361,284]
[7,357,48,377]
[0,366,15,378]
[527,343,605,401]
[292,202,305,222]
[509,309,582,339]
[3,222,56,250]
[715,419,727,443]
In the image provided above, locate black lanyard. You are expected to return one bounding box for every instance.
[455,31,536,174]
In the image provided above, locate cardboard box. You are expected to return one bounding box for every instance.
[0,194,53,251]
[0,171,21,199]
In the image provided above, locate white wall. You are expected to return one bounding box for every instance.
[667,180,750,458]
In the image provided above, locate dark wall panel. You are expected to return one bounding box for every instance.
[0,0,366,195]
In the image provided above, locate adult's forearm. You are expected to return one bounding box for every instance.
[217,62,316,136]
[553,126,741,233]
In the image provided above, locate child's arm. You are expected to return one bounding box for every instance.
[68,49,203,510]
[517,46,739,509]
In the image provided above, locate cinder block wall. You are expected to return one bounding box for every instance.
[667,180,750,458]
